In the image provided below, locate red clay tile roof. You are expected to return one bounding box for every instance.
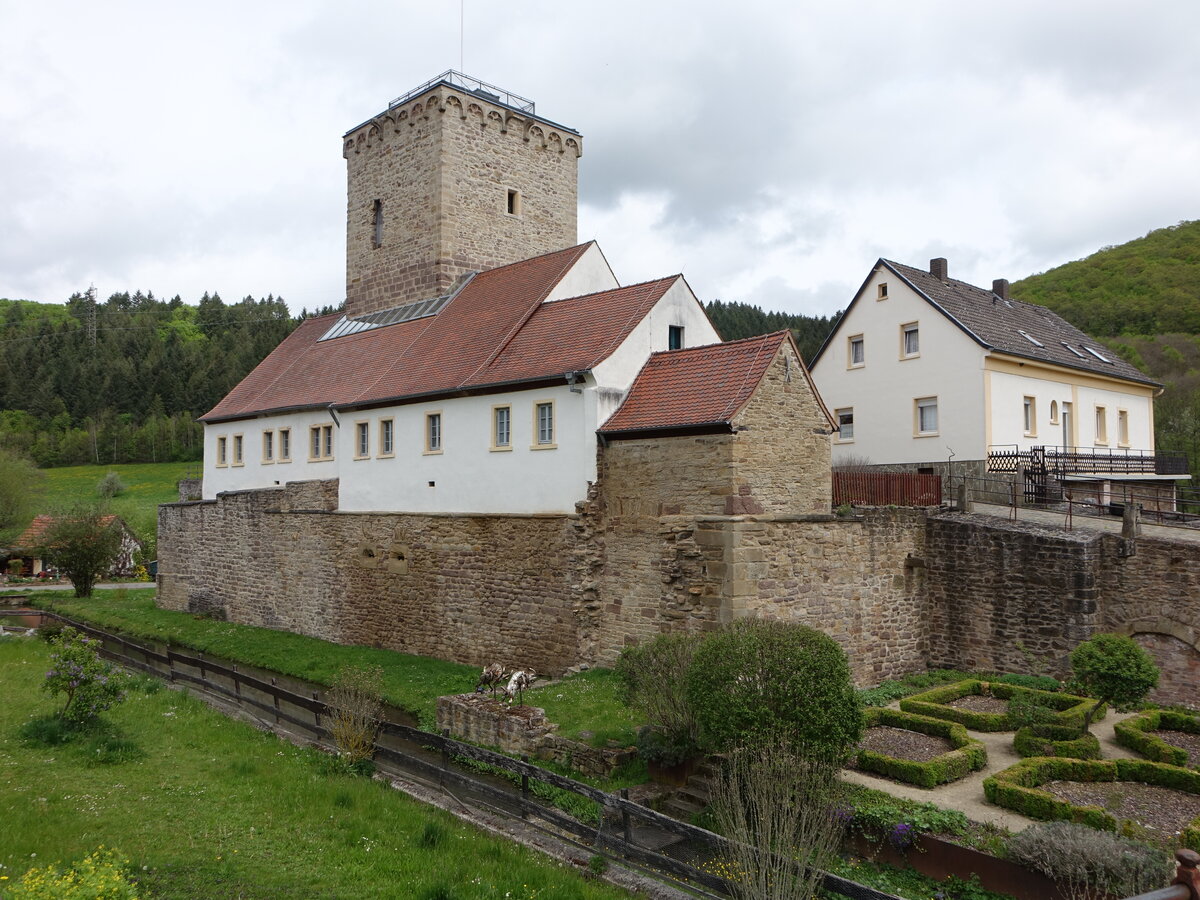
[202,244,685,422]
[15,514,126,550]
[599,331,791,435]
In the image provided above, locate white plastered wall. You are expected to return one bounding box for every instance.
[203,408,341,500]
[812,266,987,466]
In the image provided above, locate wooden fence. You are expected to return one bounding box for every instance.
[833,472,943,507]
[31,612,902,900]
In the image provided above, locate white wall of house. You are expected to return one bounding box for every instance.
[812,267,987,466]
[336,382,596,514]
[543,243,618,301]
[203,408,339,500]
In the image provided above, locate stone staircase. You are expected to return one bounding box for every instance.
[659,758,720,822]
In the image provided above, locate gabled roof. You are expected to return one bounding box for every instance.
[811,258,1159,388]
[599,331,793,436]
[203,243,683,422]
[15,514,138,551]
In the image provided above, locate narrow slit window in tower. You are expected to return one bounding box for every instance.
[372,199,383,248]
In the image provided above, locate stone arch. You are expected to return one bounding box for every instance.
[1114,617,1200,708]
[410,100,425,119]
[565,137,581,158]
[547,131,563,154]
[486,109,504,130]
[394,109,408,131]
[445,94,463,118]
[525,124,545,147]
[366,123,381,146]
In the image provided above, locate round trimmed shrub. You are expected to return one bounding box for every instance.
[685,620,862,762]
[1014,724,1101,760]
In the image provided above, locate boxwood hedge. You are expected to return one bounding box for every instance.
[899,679,1104,732]
[983,757,1200,850]
[1013,724,1102,760]
[855,707,987,788]
[1114,709,1200,769]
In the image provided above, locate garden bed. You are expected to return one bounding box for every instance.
[984,756,1200,850]
[900,679,1102,732]
[1115,709,1200,769]
[853,708,987,788]
[1013,723,1101,759]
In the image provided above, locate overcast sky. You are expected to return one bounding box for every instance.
[2,1,1197,318]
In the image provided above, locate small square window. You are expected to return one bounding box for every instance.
[668,325,684,351]
[848,335,864,368]
[901,323,920,358]
[835,408,854,441]
[877,282,888,300]
[425,412,442,454]
[915,397,938,435]
[379,419,394,456]
[492,406,512,450]
[278,428,291,462]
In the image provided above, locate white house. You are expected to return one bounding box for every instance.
[810,257,1185,500]
[201,242,719,514]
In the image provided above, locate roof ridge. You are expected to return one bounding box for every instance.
[542,273,678,306]
[587,277,679,368]
[204,316,331,420]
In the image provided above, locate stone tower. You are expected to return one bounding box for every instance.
[342,71,583,318]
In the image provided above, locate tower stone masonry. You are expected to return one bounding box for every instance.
[342,72,583,318]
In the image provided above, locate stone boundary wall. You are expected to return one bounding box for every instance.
[925,512,1200,706]
[158,480,585,673]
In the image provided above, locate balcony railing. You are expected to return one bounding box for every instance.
[987,445,1189,477]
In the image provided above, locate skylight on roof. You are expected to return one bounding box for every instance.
[318,292,454,341]
[1061,342,1086,359]
[1017,329,1044,348]
[1083,346,1111,363]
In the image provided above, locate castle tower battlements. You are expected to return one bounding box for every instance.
[343,71,582,318]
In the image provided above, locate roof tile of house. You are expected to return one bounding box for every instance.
[204,243,682,421]
[884,260,1157,386]
[15,514,122,550]
[600,331,789,434]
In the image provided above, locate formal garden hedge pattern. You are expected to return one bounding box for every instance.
[855,708,987,788]
[899,680,1104,732]
[1115,710,1200,769]
[983,757,1200,850]
[1012,724,1102,760]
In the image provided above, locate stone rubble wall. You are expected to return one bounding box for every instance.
[158,480,585,673]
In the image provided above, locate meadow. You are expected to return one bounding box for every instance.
[0,636,632,899]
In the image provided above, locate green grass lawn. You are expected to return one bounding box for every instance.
[22,461,193,547]
[0,636,632,899]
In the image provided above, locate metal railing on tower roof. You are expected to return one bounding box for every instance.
[388,70,536,114]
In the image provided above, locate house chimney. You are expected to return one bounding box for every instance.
[930,257,948,281]
[993,278,1010,300]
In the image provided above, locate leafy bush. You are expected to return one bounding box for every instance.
[1013,724,1101,760]
[324,664,383,767]
[635,725,699,767]
[6,846,139,899]
[97,471,128,499]
[855,708,987,787]
[686,620,861,761]
[37,504,124,597]
[615,632,700,755]
[840,784,970,842]
[42,626,127,725]
[992,672,1062,692]
[1007,821,1172,900]
[1070,633,1160,726]
[1114,709,1200,768]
